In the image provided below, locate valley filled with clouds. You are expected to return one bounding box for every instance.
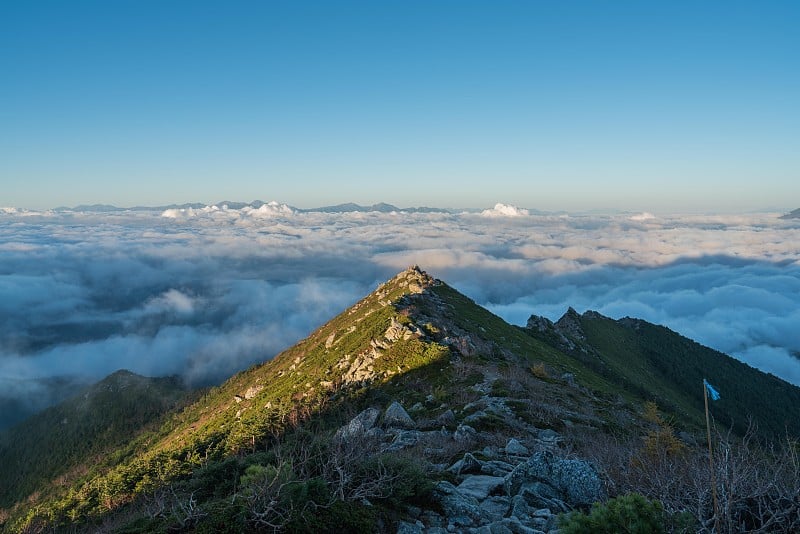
[1,204,798,427]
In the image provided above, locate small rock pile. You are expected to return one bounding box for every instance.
[336,402,605,534]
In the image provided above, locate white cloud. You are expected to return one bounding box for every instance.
[241,201,295,217]
[145,289,195,314]
[480,203,530,217]
[161,201,295,220]
[1,207,799,426]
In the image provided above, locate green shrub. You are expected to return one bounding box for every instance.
[286,500,376,533]
[559,493,666,534]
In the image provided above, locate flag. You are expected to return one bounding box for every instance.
[704,379,720,401]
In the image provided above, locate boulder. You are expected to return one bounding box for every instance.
[456,475,505,500]
[481,460,515,477]
[537,429,561,442]
[244,385,263,399]
[432,481,481,525]
[518,482,568,512]
[551,456,604,506]
[505,438,529,456]
[385,430,421,451]
[478,496,511,522]
[509,494,532,521]
[459,452,483,474]
[463,410,488,424]
[384,401,416,429]
[477,522,514,534]
[497,516,544,534]
[454,424,477,442]
[504,451,603,508]
[335,407,380,441]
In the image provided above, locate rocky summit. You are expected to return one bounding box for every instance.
[1,267,798,533]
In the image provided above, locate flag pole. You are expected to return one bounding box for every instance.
[704,381,721,532]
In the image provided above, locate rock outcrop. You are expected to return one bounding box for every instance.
[419,441,604,533]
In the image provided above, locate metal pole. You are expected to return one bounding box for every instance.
[705,382,721,532]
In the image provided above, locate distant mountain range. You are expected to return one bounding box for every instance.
[1,268,798,532]
[53,201,454,214]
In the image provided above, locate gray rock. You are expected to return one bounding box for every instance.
[244,384,263,399]
[457,475,506,500]
[518,482,567,513]
[335,407,380,440]
[505,453,553,496]
[551,458,603,506]
[482,446,499,458]
[454,424,477,442]
[537,429,561,442]
[421,510,445,527]
[447,458,465,474]
[447,452,483,475]
[530,508,556,533]
[385,430,421,451]
[449,515,475,528]
[486,522,515,534]
[385,316,415,342]
[365,427,385,439]
[479,496,511,521]
[505,438,529,456]
[504,451,603,507]
[481,460,516,477]
[396,521,423,534]
[499,516,544,534]
[385,401,416,429]
[509,494,532,521]
[433,481,481,522]
[463,410,488,425]
[460,452,483,474]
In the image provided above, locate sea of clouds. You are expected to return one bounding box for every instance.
[1,203,798,428]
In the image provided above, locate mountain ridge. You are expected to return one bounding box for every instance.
[779,208,800,219]
[2,267,798,532]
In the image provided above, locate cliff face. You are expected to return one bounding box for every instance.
[2,267,798,533]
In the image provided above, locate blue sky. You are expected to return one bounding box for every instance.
[1,1,798,211]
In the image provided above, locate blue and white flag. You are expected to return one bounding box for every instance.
[703,379,721,401]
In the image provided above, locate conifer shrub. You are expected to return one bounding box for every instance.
[559,493,667,533]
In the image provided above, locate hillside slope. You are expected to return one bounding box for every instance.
[779,208,800,219]
[0,371,192,510]
[525,309,800,439]
[2,267,798,533]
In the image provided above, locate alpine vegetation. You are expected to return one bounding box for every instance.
[1,268,797,533]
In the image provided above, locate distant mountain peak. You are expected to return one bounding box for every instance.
[555,307,587,341]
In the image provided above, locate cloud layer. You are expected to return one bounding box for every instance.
[1,204,798,427]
